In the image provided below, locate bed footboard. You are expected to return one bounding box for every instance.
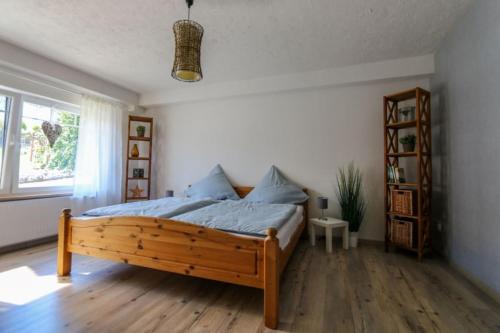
[57,209,72,276]
[57,209,281,328]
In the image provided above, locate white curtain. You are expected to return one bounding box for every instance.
[73,95,124,206]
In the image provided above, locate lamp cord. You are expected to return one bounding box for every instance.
[186,0,193,20]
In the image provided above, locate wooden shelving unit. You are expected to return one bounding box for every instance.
[125,115,153,203]
[384,87,432,261]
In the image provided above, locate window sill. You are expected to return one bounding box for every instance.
[0,192,72,202]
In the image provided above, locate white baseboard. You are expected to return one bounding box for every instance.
[450,262,500,305]
[0,235,57,254]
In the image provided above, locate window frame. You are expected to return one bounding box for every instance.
[0,89,80,197]
[0,88,20,196]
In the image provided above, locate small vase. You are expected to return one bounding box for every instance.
[402,143,415,153]
[131,144,140,158]
[349,232,359,248]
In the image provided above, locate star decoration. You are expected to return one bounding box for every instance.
[129,185,144,198]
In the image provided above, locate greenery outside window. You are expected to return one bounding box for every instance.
[17,98,80,191]
[0,89,79,197]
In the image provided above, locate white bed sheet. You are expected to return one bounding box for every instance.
[229,205,303,250]
[276,206,304,249]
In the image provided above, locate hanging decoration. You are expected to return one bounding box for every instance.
[41,121,63,148]
[172,0,203,82]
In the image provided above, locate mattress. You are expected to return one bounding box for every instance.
[277,205,304,249]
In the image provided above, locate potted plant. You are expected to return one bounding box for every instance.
[336,162,366,248]
[400,134,416,152]
[136,125,146,137]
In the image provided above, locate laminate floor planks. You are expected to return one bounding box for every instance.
[0,240,499,333]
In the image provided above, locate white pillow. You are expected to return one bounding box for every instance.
[185,165,239,200]
[245,166,308,204]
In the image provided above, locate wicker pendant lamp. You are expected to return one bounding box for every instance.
[172,0,203,82]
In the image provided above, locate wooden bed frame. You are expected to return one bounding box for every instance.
[57,187,308,329]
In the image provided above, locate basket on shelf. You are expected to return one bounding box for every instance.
[390,219,415,248]
[391,189,417,216]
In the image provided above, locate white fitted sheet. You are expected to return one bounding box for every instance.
[229,205,303,250]
[231,206,304,250]
[276,206,304,249]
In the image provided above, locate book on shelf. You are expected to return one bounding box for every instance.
[387,165,395,183]
[395,167,406,183]
[387,165,392,183]
[387,165,406,183]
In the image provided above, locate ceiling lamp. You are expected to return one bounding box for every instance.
[171,0,203,82]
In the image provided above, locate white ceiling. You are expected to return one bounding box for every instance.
[0,0,472,94]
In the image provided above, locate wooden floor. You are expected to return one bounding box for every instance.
[0,240,499,333]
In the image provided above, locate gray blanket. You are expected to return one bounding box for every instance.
[173,200,297,237]
[83,197,217,218]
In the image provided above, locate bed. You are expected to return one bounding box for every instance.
[57,187,308,329]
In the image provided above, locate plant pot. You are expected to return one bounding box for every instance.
[402,143,415,152]
[349,232,359,248]
[136,126,146,137]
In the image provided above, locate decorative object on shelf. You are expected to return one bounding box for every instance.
[136,125,146,137]
[41,121,63,148]
[336,162,366,248]
[131,144,140,158]
[395,167,406,183]
[166,190,174,197]
[384,87,432,261]
[316,197,328,220]
[399,106,416,122]
[129,184,145,198]
[400,134,416,152]
[172,0,203,82]
[388,165,407,184]
[133,168,145,178]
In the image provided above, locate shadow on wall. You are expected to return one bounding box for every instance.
[431,84,449,256]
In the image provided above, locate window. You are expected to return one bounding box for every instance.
[18,100,80,189]
[0,90,80,197]
[0,95,12,182]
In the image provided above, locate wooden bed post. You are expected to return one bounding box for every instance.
[57,208,72,276]
[264,228,279,329]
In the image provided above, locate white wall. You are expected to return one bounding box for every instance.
[0,103,133,248]
[0,197,95,247]
[141,55,434,106]
[431,0,500,294]
[0,40,137,249]
[0,40,139,105]
[147,77,430,241]
[0,108,131,248]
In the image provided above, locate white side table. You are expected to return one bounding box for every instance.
[309,217,349,253]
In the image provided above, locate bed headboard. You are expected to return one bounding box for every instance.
[233,186,309,223]
[233,186,254,198]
